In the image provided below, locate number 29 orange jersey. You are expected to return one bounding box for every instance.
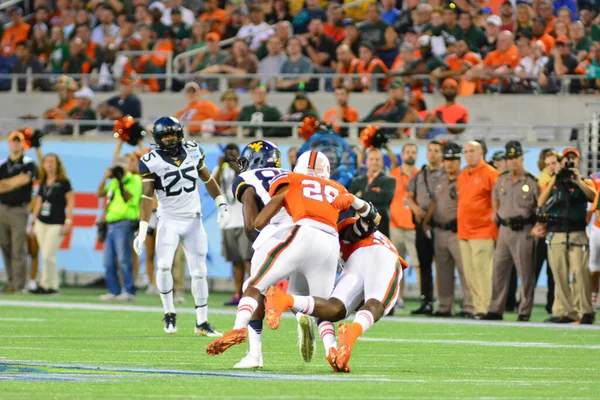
[269,172,349,230]
[338,217,409,270]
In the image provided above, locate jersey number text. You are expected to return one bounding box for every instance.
[163,166,196,197]
[301,179,339,203]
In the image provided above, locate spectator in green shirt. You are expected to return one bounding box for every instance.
[456,12,487,52]
[170,7,192,41]
[97,157,142,301]
[570,21,593,60]
[194,32,231,91]
[237,85,283,137]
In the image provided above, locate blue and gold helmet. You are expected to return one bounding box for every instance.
[237,140,282,172]
[152,116,183,157]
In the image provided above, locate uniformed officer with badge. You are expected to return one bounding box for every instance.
[483,141,540,321]
[425,142,474,317]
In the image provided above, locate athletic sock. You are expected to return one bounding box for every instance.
[195,304,208,325]
[353,310,375,334]
[291,295,315,315]
[156,268,175,314]
[318,321,336,355]
[248,320,263,358]
[192,276,209,325]
[234,297,258,330]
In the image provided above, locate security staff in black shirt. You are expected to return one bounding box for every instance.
[0,131,38,293]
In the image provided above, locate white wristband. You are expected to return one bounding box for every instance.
[138,221,149,237]
[351,196,366,211]
[215,194,226,207]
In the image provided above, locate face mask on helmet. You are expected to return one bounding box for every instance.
[152,117,183,157]
[157,132,182,157]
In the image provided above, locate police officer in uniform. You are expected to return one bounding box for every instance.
[426,142,474,317]
[483,141,540,321]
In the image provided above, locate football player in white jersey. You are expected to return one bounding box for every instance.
[133,117,230,336]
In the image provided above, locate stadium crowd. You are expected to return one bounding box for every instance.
[0,0,598,94]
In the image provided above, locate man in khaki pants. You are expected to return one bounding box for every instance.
[0,132,37,293]
[457,141,500,318]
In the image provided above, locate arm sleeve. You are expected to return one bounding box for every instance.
[63,179,72,193]
[26,161,38,180]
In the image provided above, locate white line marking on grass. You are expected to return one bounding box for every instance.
[0,318,46,322]
[360,337,600,349]
[1,300,599,331]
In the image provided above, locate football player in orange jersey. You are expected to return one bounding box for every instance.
[265,194,408,372]
[206,151,376,361]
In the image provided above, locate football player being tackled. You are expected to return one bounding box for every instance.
[265,192,408,372]
[134,117,229,336]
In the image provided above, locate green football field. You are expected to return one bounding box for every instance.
[0,288,598,399]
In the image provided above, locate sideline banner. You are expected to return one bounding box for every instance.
[0,141,551,286]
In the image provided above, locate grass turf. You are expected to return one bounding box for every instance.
[0,288,598,399]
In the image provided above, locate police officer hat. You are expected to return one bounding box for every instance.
[443,141,462,160]
[505,140,524,159]
[491,150,506,162]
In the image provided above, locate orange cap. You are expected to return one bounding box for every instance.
[442,78,458,88]
[206,32,221,42]
[8,131,24,142]
[555,35,569,45]
[562,147,579,158]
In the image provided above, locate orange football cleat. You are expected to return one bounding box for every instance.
[265,286,293,330]
[336,323,362,371]
[205,328,247,356]
[327,348,350,373]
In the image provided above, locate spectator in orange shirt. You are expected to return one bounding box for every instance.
[323,3,345,43]
[214,89,241,136]
[389,143,420,310]
[1,8,31,56]
[537,0,557,35]
[390,42,420,72]
[457,141,500,317]
[431,39,481,83]
[200,0,228,36]
[532,18,555,55]
[466,30,519,82]
[174,82,220,135]
[356,41,389,92]
[420,78,469,139]
[333,44,360,90]
[322,86,359,137]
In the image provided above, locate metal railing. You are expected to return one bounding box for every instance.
[0,117,582,143]
[1,71,592,94]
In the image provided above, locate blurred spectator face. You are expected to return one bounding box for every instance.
[381,0,395,11]
[75,9,89,25]
[172,11,183,25]
[204,0,216,12]
[120,80,134,97]
[403,31,417,46]
[306,0,320,9]
[232,40,248,57]
[532,20,545,37]
[250,8,264,25]
[327,4,343,24]
[266,36,282,55]
[139,25,152,41]
[456,40,469,57]
[557,8,571,26]
[117,13,127,29]
[444,158,461,174]
[426,143,442,165]
[287,37,302,56]
[15,43,29,60]
[544,154,560,175]
[443,9,457,25]
[102,7,115,24]
[185,87,199,104]
[334,87,349,106]
[135,5,150,22]
[556,41,571,57]
[151,7,163,21]
[63,11,75,26]
[496,31,513,52]
[43,154,58,175]
[10,9,22,24]
[293,98,308,111]
[401,144,417,166]
[517,37,532,57]
[499,2,513,18]
[56,0,69,10]
[493,157,507,171]
[578,9,592,26]
[206,36,220,53]
[445,42,457,56]
[276,22,290,41]
[388,86,404,101]
[485,21,501,37]
[125,154,138,174]
[399,46,414,63]
[358,46,374,63]
[9,136,24,154]
[553,21,567,37]
[366,150,384,174]
[441,83,457,101]
[367,4,381,23]
[221,91,239,110]
[253,86,267,106]
[343,25,358,42]
[532,41,545,58]
[36,7,49,22]
[538,1,553,19]
[570,22,584,41]
[431,11,443,27]
[308,18,324,36]
[76,24,91,42]
[70,38,84,56]
[458,12,472,30]
[50,26,63,43]
[590,43,600,62]
[463,142,482,168]
[336,45,353,63]
[507,155,523,173]
[34,0,48,8]
[406,0,419,8]
[516,5,531,24]
[192,20,205,38]
[77,96,91,109]
[415,5,432,24]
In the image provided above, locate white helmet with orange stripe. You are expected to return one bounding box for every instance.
[294,150,331,179]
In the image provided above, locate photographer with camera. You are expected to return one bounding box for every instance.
[212,144,252,306]
[538,147,596,324]
[97,157,142,301]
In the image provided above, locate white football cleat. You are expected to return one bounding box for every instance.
[99,293,117,301]
[297,314,316,363]
[163,313,177,334]
[194,322,222,337]
[145,284,159,295]
[25,280,38,292]
[233,353,263,369]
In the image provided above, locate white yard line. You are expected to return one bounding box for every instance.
[360,337,600,349]
[1,300,599,331]
[0,318,46,322]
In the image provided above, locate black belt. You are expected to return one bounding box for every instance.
[498,216,535,231]
[547,218,587,233]
[432,219,457,233]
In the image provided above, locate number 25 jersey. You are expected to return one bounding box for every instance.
[269,172,349,232]
[139,141,204,218]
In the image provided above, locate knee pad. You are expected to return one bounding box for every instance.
[188,262,207,279]
[156,261,172,274]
